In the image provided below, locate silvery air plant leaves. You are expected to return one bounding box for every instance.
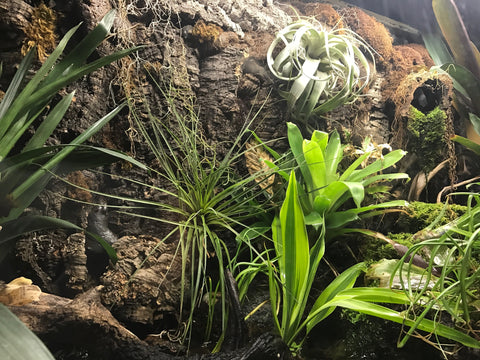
[267,19,375,122]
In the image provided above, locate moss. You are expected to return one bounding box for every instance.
[360,236,398,262]
[359,201,466,262]
[21,4,58,62]
[407,106,447,172]
[396,201,466,233]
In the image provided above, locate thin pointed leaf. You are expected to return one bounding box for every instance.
[432,0,480,80]
[23,92,75,152]
[6,104,125,221]
[452,134,480,155]
[287,122,313,187]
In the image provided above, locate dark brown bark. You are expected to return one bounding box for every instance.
[8,286,287,360]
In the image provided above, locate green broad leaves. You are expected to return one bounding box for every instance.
[267,125,413,350]
[432,0,480,82]
[267,19,375,122]
[425,0,480,139]
[287,122,408,232]
[317,289,480,349]
[271,171,326,347]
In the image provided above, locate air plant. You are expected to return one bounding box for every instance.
[267,19,375,123]
[121,79,278,347]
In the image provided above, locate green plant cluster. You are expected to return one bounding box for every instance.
[124,79,276,347]
[4,4,480,359]
[0,10,141,359]
[407,106,446,172]
[236,125,480,352]
[392,189,480,345]
[397,201,466,233]
[425,0,480,145]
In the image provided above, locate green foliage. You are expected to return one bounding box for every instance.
[267,19,374,122]
[125,80,275,346]
[407,106,446,172]
[269,171,326,348]
[238,126,480,352]
[0,304,55,359]
[0,10,140,235]
[425,0,480,141]
[285,122,408,236]
[261,171,480,352]
[396,201,466,234]
[0,14,142,359]
[393,189,480,345]
[452,133,480,156]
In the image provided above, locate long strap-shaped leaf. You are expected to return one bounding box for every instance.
[432,0,480,81]
[273,171,310,344]
[5,104,125,221]
[0,304,55,360]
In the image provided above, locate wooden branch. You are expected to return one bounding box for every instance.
[7,286,287,360]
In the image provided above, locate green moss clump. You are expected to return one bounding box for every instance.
[358,201,466,262]
[360,232,414,262]
[407,106,446,172]
[396,201,466,234]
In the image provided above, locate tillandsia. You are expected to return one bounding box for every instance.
[267,19,375,122]
[121,78,279,348]
[391,190,480,347]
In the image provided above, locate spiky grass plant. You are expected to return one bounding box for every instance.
[392,189,480,348]
[122,77,277,346]
[267,19,375,123]
[0,10,141,259]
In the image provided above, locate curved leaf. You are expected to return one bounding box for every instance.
[0,304,55,360]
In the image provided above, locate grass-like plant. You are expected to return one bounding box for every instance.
[0,10,140,248]
[267,19,374,122]
[120,79,276,346]
[392,189,480,347]
[0,10,143,359]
